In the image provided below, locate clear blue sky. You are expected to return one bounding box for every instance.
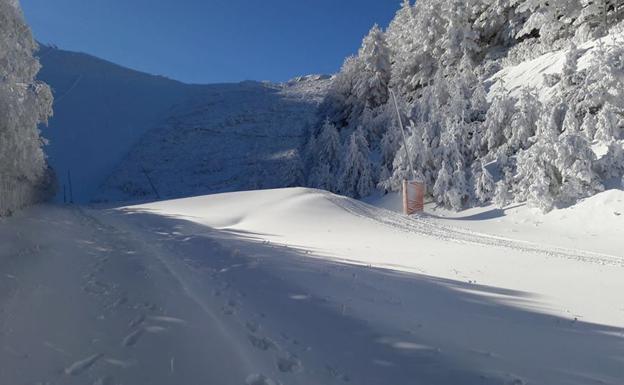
[20,0,399,84]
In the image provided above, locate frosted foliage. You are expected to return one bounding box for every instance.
[305,0,624,212]
[338,128,374,199]
[0,0,54,215]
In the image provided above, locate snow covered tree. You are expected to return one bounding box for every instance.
[433,160,452,206]
[580,111,598,140]
[354,25,391,112]
[595,103,621,142]
[338,128,374,198]
[509,88,541,151]
[319,56,361,128]
[493,179,513,208]
[512,105,561,211]
[562,107,580,134]
[483,87,515,153]
[440,1,482,67]
[473,160,495,203]
[0,0,54,215]
[555,130,603,205]
[309,118,342,191]
[596,141,624,181]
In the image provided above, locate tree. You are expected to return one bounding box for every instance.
[309,118,342,191]
[0,0,54,215]
[354,25,392,111]
[433,160,452,205]
[509,88,541,152]
[473,161,495,203]
[562,107,580,134]
[338,128,374,198]
[483,87,515,153]
[555,130,603,205]
[596,141,624,181]
[595,103,621,142]
[580,112,598,140]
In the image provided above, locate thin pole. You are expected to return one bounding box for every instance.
[67,170,74,204]
[142,168,161,199]
[390,88,416,180]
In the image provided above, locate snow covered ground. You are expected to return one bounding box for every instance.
[489,29,624,100]
[97,76,330,202]
[37,46,330,204]
[2,188,622,385]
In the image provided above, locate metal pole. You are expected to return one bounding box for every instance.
[390,88,416,180]
[142,168,161,199]
[67,170,74,204]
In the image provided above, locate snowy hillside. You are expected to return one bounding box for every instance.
[37,45,197,203]
[305,0,624,212]
[490,30,624,100]
[37,46,330,203]
[2,189,621,385]
[96,76,330,202]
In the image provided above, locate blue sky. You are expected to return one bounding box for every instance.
[21,0,399,84]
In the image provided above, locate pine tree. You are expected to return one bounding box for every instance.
[562,107,580,134]
[580,112,598,141]
[0,0,54,215]
[354,25,391,111]
[433,160,452,206]
[555,130,603,205]
[509,88,541,151]
[595,103,619,142]
[338,128,374,198]
[309,118,342,191]
[474,161,495,203]
[483,87,515,153]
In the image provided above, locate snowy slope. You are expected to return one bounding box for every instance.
[37,46,330,204]
[37,46,196,203]
[106,187,623,385]
[489,31,624,99]
[96,76,330,202]
[3,189,622,385]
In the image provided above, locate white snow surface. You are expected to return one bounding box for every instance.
[3,188,620,384]
[37,46,330,203]
[489,30,624,100]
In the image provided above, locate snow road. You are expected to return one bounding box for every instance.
[1,188,623,385]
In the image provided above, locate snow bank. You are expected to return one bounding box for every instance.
[125,187,624,328]
[114,187,624,385]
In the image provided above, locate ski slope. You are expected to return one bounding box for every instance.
[36,46,330,204]
[1,188,622,385]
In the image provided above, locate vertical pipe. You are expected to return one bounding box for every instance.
[390,89,416,180]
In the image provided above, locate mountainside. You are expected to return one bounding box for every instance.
[37,46,197,203]
[96,76,330,202]
[37,46,330,203]
[305,0,624,212]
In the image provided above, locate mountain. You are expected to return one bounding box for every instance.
[36,46,330,203]
[96,76,330,202]
[37,45,195,202]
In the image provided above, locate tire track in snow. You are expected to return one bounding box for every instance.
[327,194,624,267]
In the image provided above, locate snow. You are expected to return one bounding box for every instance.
[489,30,624,100]
[96,76,329,202]
[1,188,623,384]
[37,46,330,204]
